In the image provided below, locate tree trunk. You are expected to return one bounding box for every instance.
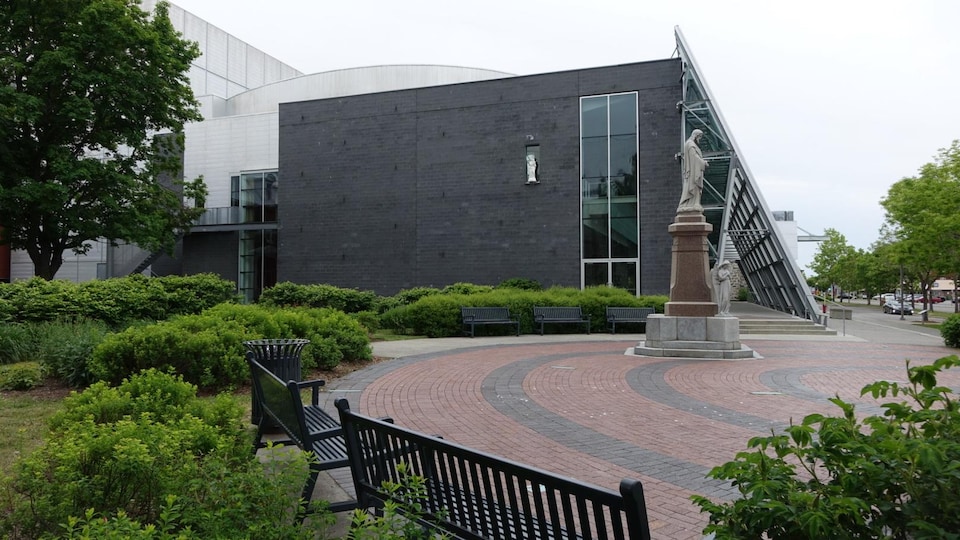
[27,245,64,280]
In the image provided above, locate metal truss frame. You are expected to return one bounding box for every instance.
[674,27,821,320]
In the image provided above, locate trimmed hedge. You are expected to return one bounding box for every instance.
[90,304,372,390]
[0,274,237,326]
[381,286,667,337]
[258,281,378,313]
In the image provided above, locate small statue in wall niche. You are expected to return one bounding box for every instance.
[525,153,539,184]
[678,129,707,211]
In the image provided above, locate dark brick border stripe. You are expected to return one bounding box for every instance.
[480,350,734,500]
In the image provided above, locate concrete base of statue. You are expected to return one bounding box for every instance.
[633,314,756,359]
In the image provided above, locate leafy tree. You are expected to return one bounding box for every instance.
[881,141,960,307]
[845,248,884,305]
[861,241,901,304]
[0,0,206,279]
[808,228,856,298]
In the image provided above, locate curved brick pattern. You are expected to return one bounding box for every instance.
[320,332,958,540]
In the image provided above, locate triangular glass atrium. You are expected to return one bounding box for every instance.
[675,27,820,320]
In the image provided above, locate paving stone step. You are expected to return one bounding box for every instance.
[738,319,837,336]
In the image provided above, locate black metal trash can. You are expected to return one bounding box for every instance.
[244,338,310,426]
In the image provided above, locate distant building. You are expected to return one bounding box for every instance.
[4,4,818,318]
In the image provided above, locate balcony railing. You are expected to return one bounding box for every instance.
[194,206,245,226]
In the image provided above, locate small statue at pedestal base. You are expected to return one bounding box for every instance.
[712,260,732,316]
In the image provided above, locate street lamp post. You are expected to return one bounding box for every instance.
[899,263,906,321]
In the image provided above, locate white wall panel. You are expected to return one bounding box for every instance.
[227,35,247,83]
[246,48,265,89]
[183,113,279,208]
[206,73,228,99]
[206,25,229,78]
[182,14,206,68]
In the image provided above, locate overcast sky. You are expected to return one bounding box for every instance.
[171,0,960,270]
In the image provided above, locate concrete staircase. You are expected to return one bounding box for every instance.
[738,318,837,336]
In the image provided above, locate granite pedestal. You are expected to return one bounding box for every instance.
[632,210,756,360]
[633,314,756,359]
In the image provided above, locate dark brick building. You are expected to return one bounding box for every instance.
[278,59,682,296]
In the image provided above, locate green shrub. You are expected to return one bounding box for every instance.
[404,294,469,338]
[60,498,192,539]
[352,309,381,332]
[0,296,13,325]
[0,278,80,322]
[349,462,450,539]
[154,273,238,316]
[205,303,372,369]
[380,285,666,337]
[0,274,236,326]
[497,278,543,291]
[0,320,109,386]
[258,281,377,313]
[441,282,494,295]
[89,318,249,390]
[693,355,960,539]
[31,320,110,387]
[376,286,443,314]
[0,323,35,365]
[0,362,43,390]
[736,287,750,301]
[4,370,332,539]
[941,313,960,347]
[380,304,414,334]
[297,308,372,367]
[89,305,371,389]
[48,369,240,432]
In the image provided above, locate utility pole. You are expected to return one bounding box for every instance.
[900,263,906,321]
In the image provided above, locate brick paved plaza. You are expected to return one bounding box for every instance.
[318,304,958,539]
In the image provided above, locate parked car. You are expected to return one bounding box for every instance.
[873,293,898,302]
[930,296,946,304]
[883,299,913,315]
[837,292,853,300]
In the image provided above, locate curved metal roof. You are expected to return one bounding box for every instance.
[213,65,515,117]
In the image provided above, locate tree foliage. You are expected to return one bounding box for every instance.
[0,0,206,279]
[881,140,960,304]
[808,228,856,294]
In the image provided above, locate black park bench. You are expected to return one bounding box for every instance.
[335,399,652,540]
[247,355,362,517]
[605,306,656,334]
[461,306,520,338]
[533,306,591,335]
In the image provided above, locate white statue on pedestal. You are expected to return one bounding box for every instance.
[678,129,708,211]
[712,260,732,315]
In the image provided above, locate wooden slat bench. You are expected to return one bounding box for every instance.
[605,306,656,334]
[461,307,520,338]
[247,355,362,516]
[533,306,591,335]
[335,399,651,540]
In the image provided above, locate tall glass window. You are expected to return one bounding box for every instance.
[580,93,639,294]
[239,171,278,223]
[239,230,277,303]
[237,170,278,302]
